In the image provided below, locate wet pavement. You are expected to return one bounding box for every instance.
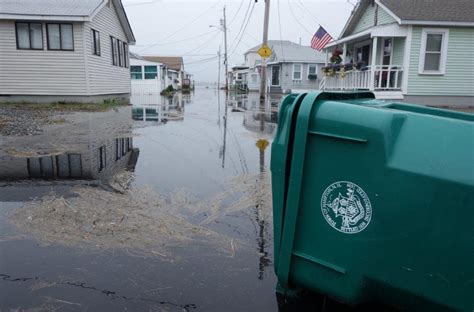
[0,88,284,311]
[1,88,471,311]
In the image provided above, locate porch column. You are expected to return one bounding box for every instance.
[325,49,328,66]
[342,43,347,64]
[369,36,378,91]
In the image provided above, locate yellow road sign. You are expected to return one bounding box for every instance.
[257,44,272,58]
[256,139,270,151]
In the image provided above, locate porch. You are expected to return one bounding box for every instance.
[321,24,408,98]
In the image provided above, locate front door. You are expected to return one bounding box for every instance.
[271,66,280,86]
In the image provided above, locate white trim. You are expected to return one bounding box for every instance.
[82,23,90,95]
[0,14,89,21]
[89,0,108,20]
[402,25,413,94]
[401,20,474,27]
[326,29,371,48]
[418,28,449,75]
[369,37,378,91]
[374,0,402,24]
[379,37,394,66]
[371,23,408,38]
[292,63,303,81]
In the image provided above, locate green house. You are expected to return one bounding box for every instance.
[321,0,473,107]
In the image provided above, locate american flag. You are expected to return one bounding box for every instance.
[311,26,333,51]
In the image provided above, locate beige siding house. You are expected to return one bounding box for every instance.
[0,0,135,103]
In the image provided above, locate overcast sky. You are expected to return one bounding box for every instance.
[122,0,355,82]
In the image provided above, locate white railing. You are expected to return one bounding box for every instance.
[322,65,403,91]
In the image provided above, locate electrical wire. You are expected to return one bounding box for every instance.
[287,0,313,36]
[135,30,217,47]
[139,0,223,53]
[229,1,256,56]
[277,0,285,59]
[228,0,253,51]
[228,0,245,26]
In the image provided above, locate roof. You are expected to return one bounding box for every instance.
[143,56,184,71]
[0,0,102,16]
[245,40,294,54]
[263,40,326,63]
[379,0,474,24]
[0,0,136,43]
[341,0,474,37]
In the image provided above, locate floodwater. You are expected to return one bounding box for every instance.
[0,88,286,311]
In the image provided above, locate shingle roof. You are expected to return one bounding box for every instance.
[270,41,326,63]
[143,56,184,71]
[380,0,474,23]
[0,0,102,16]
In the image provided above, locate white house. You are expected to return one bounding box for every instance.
[143,56,186,90]
[0,0,135,104]
[129,52,166,95]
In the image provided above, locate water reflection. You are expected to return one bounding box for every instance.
[0,109,138,183]
[131,93,185,123]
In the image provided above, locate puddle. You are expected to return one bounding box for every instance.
[0,88,284,311]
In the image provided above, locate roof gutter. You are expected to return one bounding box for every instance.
[0,14,90,21]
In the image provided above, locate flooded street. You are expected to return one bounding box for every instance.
[0,87,285,311]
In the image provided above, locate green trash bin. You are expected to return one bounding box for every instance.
[271,92,474,311]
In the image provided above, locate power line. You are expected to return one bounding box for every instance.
[287,0,313,36]
[135,31,217,47]
[277,0,285,59]
[229,2,256,56]
[139,0,223,53]
[228,0,253,51]
[228,0,245,26]
[123,0,161,7]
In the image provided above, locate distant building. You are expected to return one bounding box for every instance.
[233,40,326,94]
[143,56,191,90]
[322,0,474,106]
[0,0,136,104]
[130,52,167,95]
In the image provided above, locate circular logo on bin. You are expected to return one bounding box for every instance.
[321,181,372,234]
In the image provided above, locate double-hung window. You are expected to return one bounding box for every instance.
[123,42,129,67]
[292,64,302,80]
[92,29,100,55]
[144,66,158,79]
[111,37,118,65]
[16,22,43,50]
[118,39,123,67]
[47,24,73,51]
[308,64,317,79]
[130,66,143,79]
[419,28,449,74]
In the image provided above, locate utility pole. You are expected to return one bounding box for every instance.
[259,0,271,100]
[221,7,229,91]
[217,46,221,90]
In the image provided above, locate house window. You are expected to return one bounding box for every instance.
[16,22,43,50]
[292,64,302,80]
[123,42,129,68]
[98,146,106,172]
[115,138,120,161]
[130,66,142,79]
[47,24,73,51]
[419,28,449,74]
[308,64,317,80]
[144,66,158,79]
[92,29,100,55]
[110,37,118,65]
[118,39,123,67]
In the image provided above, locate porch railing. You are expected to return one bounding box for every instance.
[322,65,403,91]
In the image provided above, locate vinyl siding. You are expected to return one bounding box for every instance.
[407,27,474,96]
[274,63,323,91]
[85,2,131,95]
[392,37,405,66]
[0,20,87,95]
[351,4,397,35]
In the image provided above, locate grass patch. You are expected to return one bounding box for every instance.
[0,99,126,112]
